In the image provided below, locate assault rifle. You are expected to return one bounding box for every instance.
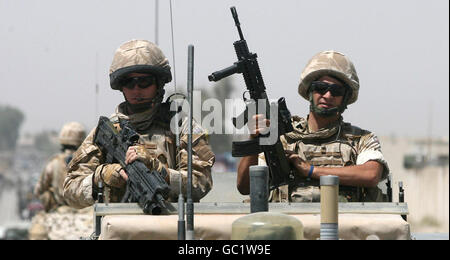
[208,7,295,190]
[93,116,170,215]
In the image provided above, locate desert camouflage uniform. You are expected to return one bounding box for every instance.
[263,116,389,203]
[64,39,213,208]
[34,150,74,212]
[30,122,86,240]
[261,50,389,202]
[63,103,215,209]
[28,206,93,240]
[30,151,76,240]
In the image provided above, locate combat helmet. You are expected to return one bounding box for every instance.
[298,51,359,115]
[58,122,86,147]
[109,40,172,105]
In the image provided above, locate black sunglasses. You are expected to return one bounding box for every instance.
[119,76,156,90]
[310,81,347,97]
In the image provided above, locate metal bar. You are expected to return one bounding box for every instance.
[249,165,269,213]
[186,44,195,240]
[94,202,409,216]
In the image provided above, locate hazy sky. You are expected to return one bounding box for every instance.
[0,0,448,138]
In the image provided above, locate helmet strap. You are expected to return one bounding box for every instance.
[122,87,165,114]
[308,92,348,117]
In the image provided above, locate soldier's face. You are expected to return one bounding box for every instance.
[121,73,158,104]
[312,76,344,109]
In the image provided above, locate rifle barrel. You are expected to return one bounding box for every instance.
[231,7,245,40]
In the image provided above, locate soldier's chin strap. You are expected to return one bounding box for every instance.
[309,101,341,117]
[308,89,351,118]
[125,99,154,113]
[123,88,165,114]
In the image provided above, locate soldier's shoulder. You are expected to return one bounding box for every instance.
[40,153,65,173]
[46,153,65,165]
[67,128,100,169]
[341,121,373,138]
[180,117,207,135]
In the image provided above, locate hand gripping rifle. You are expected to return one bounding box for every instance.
[94,116,170,215]
[208,7,295,190]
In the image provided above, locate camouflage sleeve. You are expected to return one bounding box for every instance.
[34,157,58,211]
[356,132,390,180]
[63,128,103,209]
[167,118,214,202]
[34,158,54,197]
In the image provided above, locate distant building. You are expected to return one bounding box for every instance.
[380,136,449,233]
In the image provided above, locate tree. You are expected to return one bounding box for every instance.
[166,78,239,155]
[0,105,25,151]
[33,130,59,156]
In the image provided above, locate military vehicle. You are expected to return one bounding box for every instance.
[90,165,410,240]
[91,200,411,240]
[87,7,412,241]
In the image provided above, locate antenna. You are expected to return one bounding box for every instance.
[427,101,433,163]
[169,0,177,92]
[186,45,195,240]
[176,94,185,240]
[155,0,159,45]
[177,118,186,240]
[95,52,99,120]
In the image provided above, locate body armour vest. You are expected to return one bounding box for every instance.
[266,116,390,203]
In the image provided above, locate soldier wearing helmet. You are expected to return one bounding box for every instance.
[34,121,86,212]
[30,121,86,239]
[237,51,390,202]
[63,40,214,209]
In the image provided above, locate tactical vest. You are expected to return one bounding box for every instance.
[269,116,387,203]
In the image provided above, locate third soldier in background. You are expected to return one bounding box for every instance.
[63,40,214,209]
[237,50,390,202]
[29,122,87,239]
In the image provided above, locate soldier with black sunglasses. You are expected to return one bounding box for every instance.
[63,40,215,209]
[237,50,390,203]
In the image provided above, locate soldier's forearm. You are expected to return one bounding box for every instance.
[63,173,96,209]
[309,161,383,188]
